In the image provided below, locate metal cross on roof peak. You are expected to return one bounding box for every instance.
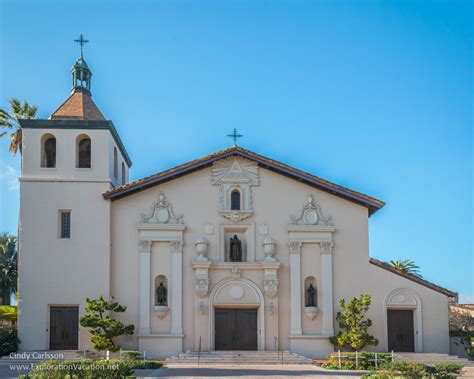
[227,128,243,146]
[74,34,89,58]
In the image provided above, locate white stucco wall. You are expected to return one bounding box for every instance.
[108,164,450,358]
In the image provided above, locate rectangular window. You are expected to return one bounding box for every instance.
[60,211,71,239]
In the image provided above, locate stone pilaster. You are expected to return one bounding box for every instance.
[138,240,152,335]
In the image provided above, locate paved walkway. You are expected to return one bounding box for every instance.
[135,364,365,378]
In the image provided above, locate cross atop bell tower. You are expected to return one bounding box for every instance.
[74,34,89,58]
[71,34,92,94]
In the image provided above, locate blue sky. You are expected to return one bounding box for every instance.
[0,0,472,301]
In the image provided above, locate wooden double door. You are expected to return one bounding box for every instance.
[387,309,415,352]
[50,306,79,350]
[215,308,257,350]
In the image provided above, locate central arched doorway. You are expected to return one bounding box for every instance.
[208,277,265,351]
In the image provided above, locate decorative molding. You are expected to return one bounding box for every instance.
[204,223,214,235]
[198,301,205,315]
[220,210,253,223]
[194,236,209,261]
[289,194,333,226]
[259,224,269,236]
[153,305,169,320]
[212,157,259,223]
[289,241,303,254]
[231,266,241,278]
[211,157,259,185]
[263,278,279,299]
[320,241,334,254]
[262,236,277,262]
[304,306,319,320]
[267,301,275,315]
[139,240,152,252]
[170,240,183,252]
[140,191,184,225]
[194,278,210,298]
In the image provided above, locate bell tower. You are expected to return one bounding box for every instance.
[18,35,132,351]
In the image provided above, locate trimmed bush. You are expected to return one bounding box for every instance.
[0,326,19,356]
[433,362,464,378]
[18,358,162,378]
[121,350,142,360]
[322,352,392,370]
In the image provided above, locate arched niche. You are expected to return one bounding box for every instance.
[155,275,168,306]
[383,288,423,352]
[76,134,91,168]
[304,276,318,307]
[41,133,56,168]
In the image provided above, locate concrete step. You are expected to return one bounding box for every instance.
[165,350,314,365]
[395,353,470,365]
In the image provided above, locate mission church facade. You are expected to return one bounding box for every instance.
[17,50,456,359]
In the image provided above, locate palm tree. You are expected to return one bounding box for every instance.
[0,234,17,305]
[389,259,423,278]
[0,99,38,155]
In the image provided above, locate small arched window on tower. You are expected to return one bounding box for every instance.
[41,134,56,168]
[113,147,118,180]
[76,135,91,168]
[121,162,126,185]
[231,190,241,210]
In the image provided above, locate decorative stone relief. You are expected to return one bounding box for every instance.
[194,236,209,261]
[139,240,152,252]
[320,241,334,254]
[259,224,269,235]
[304,306,319,320]
[170,240,183,252]
[289,194,333,226]
[140,191,184,225]
[154,305,169,320]
[262,236,277,262]
[198,301,205,315]
[195,278,210,298]
[211,157,259,223]
[289,241,302,254]
[231,266,241,278]
[263,278,279,299]
[267,301,275,315]
[204,223,214,235]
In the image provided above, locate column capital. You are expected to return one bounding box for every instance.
[170,240,183,252]
[288,240,302,254]
[139,240,152,252]
[320,240,334,254]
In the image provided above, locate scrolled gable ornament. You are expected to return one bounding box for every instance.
[289,194,333,226]
[140,191,184,225]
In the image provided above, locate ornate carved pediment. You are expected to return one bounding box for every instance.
[140,191,184,225]
[211,157,259,185]
[289,194,333,226]
[212,157,259,223]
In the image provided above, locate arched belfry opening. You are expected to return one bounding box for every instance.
[41,134,56,168]
[76,134,91,168]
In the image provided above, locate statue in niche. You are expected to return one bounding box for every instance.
[306,283,317,307]
[156,283,168,306]
[229,235,242,262]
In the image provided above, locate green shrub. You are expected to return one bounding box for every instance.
[322,352,392,370]
[0,326,19,356]
[121,350,142,360]
[381,361,427,378]
[433,362,464,378]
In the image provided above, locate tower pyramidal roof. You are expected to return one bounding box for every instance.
[49,35,106,121]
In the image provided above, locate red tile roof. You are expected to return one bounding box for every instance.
[103,146,385,215]
[50,90,106,121]
[369,257,456,297]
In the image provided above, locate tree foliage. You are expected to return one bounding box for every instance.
[389,259,423,278]
[329,294,379,351]
[79,296,134,352]
[0,234,17,305]
[0,98,38,155]
[449,305,474,359]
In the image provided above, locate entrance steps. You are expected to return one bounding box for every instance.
[395,353,472,366]
[165,350,314,365]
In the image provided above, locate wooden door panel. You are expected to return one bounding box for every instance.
[387,310,414,352]
[215,308,257,351]
[215,309,233,350]
[50,306,79,350]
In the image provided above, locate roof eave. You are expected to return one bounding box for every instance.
[103,148,384,215]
